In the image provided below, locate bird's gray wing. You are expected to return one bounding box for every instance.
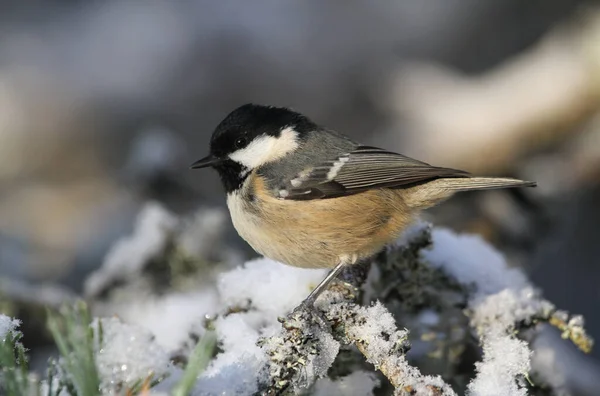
[279,146,470,200]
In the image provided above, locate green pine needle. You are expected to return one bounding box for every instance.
[46,301,100,396]
[172,331,217,396]
[0,328,30,396]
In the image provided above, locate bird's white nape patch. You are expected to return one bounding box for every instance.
[228,126,299,169]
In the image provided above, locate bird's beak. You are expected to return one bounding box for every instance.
[190,155,222,169]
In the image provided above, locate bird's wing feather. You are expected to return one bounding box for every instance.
[279,146,470,200]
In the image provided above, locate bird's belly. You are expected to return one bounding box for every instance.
[226,187,413,269]
[226,192,310,266]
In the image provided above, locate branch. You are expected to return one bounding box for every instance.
[258,277,456,395]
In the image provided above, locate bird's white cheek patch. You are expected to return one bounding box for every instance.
[229,127,299,168]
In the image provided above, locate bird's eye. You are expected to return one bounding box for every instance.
[234,136,248,149]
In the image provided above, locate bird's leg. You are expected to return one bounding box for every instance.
[296,255,355,311]
[288,255,356,329]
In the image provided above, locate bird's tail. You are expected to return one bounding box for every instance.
[432,177,536,191]
[403,176,536,210]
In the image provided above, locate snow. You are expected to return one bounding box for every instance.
[193,257,331,394]
[100,290,218,352]
[414,227,543,396]
[470,288,552,330]
[86,222,541,395]
[313,371,380,396]
[530,338,566,392]
[0,313,20,340]
[38,379,73,396]
[307,331,340,381]
[423,228,529,296]
[468,335,530,396]
[339,302,404,364]
[84,202,178,297]
[94,317,173,394]
[217,257,327,316]
[201,314,267,382]
[178,208,228,259]
[326,301,456,395]
[16,216,588,395]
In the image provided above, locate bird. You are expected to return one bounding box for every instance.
[191,103,536,308]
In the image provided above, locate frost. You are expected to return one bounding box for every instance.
[336,302,404,364]
[38,379,73,396]
[0,314,20,340]
[468,335,530,396]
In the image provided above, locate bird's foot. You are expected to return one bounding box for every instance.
[283,297,329,329]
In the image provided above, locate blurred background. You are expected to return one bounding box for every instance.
[1,0,600,393]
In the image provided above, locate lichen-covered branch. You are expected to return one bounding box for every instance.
[258,277,455,395]
[323,298,456,396]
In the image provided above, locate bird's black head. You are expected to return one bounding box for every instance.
[190,104,316,192]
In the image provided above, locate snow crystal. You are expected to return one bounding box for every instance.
[195,314,273,395]
[194,362,262,396]
[205,314,266,376]
[94,317,172,393]
[327,301,455,395]
[313,371,380,396]
[423,228,529,296]
[465,285,545,395]
[84,202,178,297]
[38,379,73,396]
[468,335,530,396]
[470,288,551,329]
[217,257,327,316]
[300,329,340,385]
[341,302,403,364]
[0,314,20,340]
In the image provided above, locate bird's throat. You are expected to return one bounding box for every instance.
[215,160,249,193]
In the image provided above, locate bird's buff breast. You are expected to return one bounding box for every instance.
[226,175,413,269]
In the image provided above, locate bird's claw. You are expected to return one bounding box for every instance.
[285,299,329,329]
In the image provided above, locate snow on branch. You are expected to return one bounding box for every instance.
[258,280,455,395]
